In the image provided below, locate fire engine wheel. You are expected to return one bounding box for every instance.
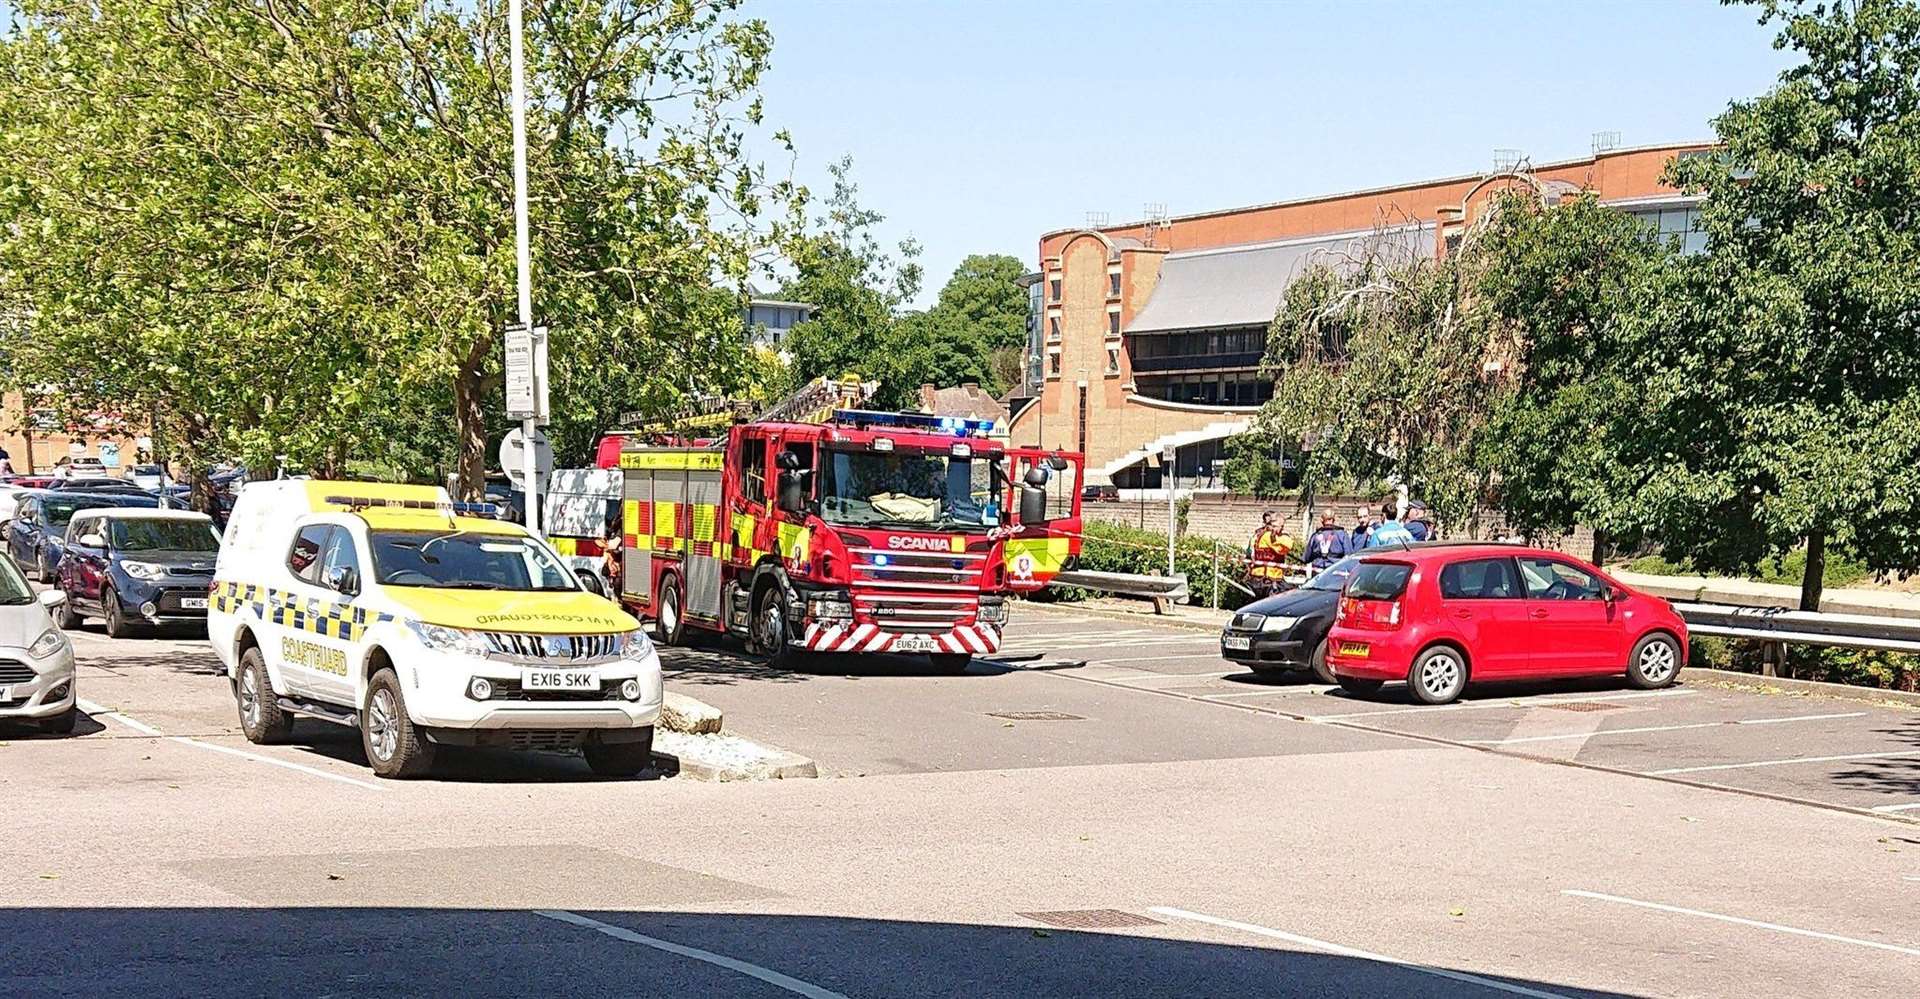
[655,574,687,646]
[753,585,795,667]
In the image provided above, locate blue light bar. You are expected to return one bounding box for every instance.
[833,409,995,437]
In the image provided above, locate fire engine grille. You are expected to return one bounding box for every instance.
[1017,910,1164,930]
[1541,700,1629,713]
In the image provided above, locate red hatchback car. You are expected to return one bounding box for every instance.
[1324,543,1687,705]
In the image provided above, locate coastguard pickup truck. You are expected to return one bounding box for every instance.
[208,481,662,778]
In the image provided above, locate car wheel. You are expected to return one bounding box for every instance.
[574,568,606,596]
[1308,638,1336,685]
[1627,632,1682,689]
[56,595,82,630]
[235,648,293,744]
[41,706,77,735]
[655,573,687,646]
[582,727,655,777]
[752,584,795,668]
[1408,646,1468,705]
[928,653,972,674]
[362,668,435,778]
[102,585,136,639]
[1335,675,1384,696]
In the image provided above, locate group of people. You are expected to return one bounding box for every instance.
[1246,498,1437,591]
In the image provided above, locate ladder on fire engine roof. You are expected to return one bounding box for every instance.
[751,375,878,425]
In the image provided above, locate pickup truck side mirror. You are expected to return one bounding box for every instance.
[325,565,360,596]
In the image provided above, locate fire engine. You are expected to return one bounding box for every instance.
[593,379,1084,671]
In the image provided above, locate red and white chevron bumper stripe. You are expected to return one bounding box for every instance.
[799,621,1003,655]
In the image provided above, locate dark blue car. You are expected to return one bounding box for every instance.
[56,509,220,637]
[6,490,161,583]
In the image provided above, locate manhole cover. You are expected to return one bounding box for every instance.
[1541,701,1628,712]
[989,711,1085,721]
[1017,909,1163,930]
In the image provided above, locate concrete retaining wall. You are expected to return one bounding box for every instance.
[1085,492,1596,558]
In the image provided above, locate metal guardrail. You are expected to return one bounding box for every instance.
[1054,570,1190,614]
[1676,601,1920,653]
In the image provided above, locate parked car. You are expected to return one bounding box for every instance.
[48,479,156,496]
[6,490,160,583]
[58,509,220,637]
[1219,556,1361,682]
[0,484,29,529]
[1325,543,1688,705]
[1080,483,1120,503]
[119,464,171,491]
[0,552,77,733]
[54,456,110,480]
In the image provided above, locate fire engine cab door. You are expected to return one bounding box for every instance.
[1002,449,1082,589]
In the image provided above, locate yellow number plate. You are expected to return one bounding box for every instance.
[1337,642,1370,657]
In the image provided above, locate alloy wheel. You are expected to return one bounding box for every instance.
[367,689,399,762]
[1639,640,1677,684]
[1419,651,1463,700]
[239,667,260,727]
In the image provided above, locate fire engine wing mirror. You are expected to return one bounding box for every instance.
[776,450,802,471]
[1019,484,1049,526]
[778,470,811,515]
[1047,456,1070,471]
[1023,467,1050,487]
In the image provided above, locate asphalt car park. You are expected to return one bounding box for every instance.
[7,595,1920,997]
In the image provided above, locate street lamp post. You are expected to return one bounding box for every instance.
[508,0,542,535]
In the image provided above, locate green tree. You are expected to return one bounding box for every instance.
[0,1,790,494]
[1643,0,1920,609]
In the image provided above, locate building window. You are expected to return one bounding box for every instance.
[1108,272,1121,297]
[1048,351,1061,377]
[1077,383,1088,453]
[1049,277,1061,302]
[1048,316,1061,341]
[1106,347,1120,375]
[1632,205,1707,255]
[1107,311,1120,337]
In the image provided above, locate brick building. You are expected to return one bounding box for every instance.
[0,391,146,475]
[1007,141,1714,490]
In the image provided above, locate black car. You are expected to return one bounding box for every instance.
[1219,556,1361,683]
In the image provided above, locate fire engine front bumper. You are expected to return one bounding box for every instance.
[798,621,1002,656]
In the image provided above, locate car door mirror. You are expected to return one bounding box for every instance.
[1600,584,1618,603]
[325,564,359,596]
[38,589,67,609]
[78,532,105,549]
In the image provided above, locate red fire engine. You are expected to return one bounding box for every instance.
[594,386,1083,671]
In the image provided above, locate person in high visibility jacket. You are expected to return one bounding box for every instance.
[1248,511,1295,590]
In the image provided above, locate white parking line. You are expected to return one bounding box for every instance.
[1111,670,1243,684]
[1562,890,1920,959]
[1319,688,1696,720]
[77,699,164,736]
[1206,686,1334,699]
[1467,712,1868,746]
[534,909,849,998]
[78,697,380,792]
[169,736,383,791]
[1871,802,1920,814]
[1647,750,1920,776]
[1150,906,1572,998]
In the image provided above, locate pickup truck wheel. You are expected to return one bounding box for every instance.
[361,668,434,778]
[928,653,972,674]
[236,648,293,744]
[583,727,655,777]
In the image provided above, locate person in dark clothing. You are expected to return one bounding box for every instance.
[1406,503,1434,542]
[1350,506,1374,550]
[1305,513,1351,570]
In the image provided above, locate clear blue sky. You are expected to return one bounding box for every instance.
[755,0,1793,306]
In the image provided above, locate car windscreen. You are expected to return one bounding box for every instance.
[110,519,220,553]
[818,447,1001,532]
[367,530,574,591]
[42,494,158,525]
[1346,561,1413,600]
[0,554,31,604]
[1305,556,1361,591]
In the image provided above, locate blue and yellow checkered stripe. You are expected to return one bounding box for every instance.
[211,581,393,642]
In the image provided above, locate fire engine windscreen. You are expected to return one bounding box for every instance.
[369,531,576,591]
[818,447,1003,531]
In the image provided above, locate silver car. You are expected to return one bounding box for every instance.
[0,553,76,733]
